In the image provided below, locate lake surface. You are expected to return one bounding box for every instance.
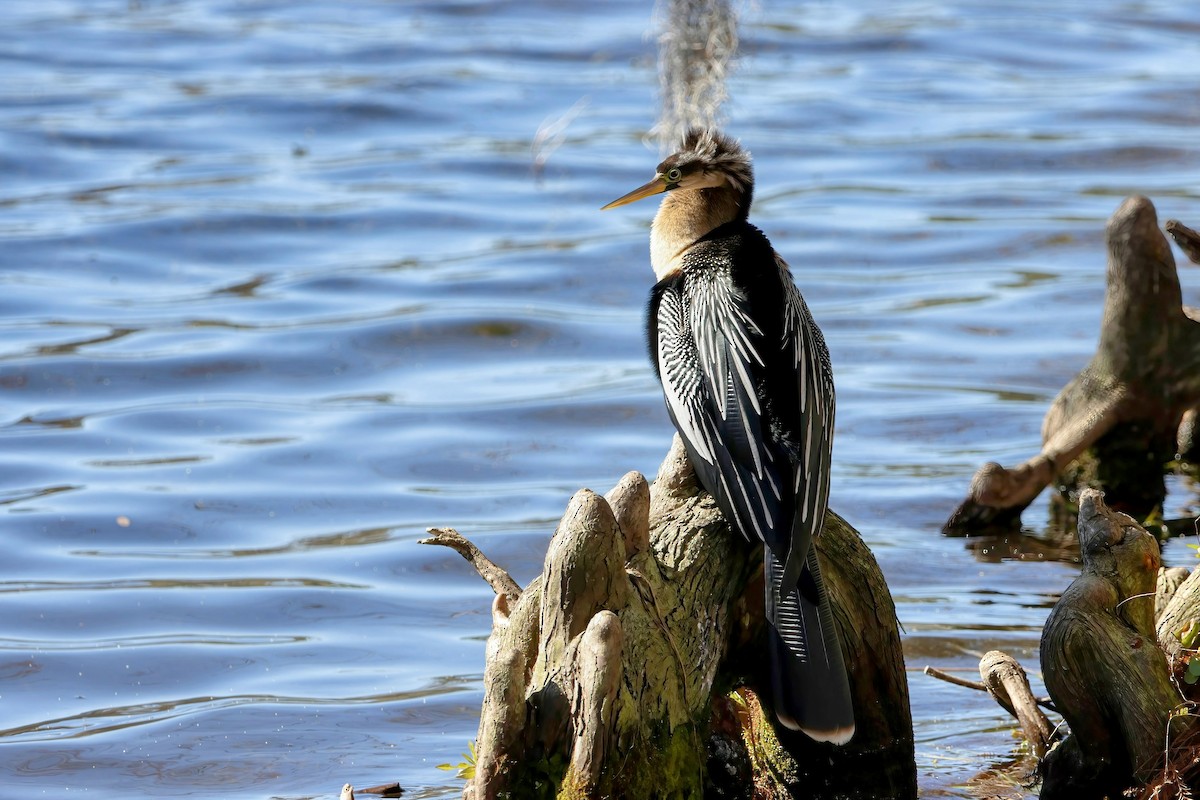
[2,1,1199,798]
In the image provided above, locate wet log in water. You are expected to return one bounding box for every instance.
[945,196,1200,534]
[427,437,915,800]
[958,491,1200,798]
[1037,490,1192,798]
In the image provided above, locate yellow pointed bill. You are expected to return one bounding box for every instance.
[601,174,668,210]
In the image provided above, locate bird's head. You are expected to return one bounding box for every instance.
[601,128,754,216]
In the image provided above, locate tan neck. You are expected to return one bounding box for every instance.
[649,187,742,280]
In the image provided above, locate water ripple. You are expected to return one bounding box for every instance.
[1,680,475,744]
[3,1,1200,797]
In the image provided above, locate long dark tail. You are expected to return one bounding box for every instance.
[765,546,855,743]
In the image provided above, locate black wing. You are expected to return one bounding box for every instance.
[650,239,834,586]
[649,231,850,741]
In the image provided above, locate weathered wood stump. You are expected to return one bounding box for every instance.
[945,196,1200,534]
[428,437,915,799]
[1038,490,1194,798]
[936,493,1200,798]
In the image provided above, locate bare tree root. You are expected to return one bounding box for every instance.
[431,437,915,799]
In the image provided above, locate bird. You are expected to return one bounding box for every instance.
[602,128,854,743]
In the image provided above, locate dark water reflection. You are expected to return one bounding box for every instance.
[2,1,1200,797]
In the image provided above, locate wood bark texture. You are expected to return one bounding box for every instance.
[945,196,1200,534]
[445,436,915,799]
[1038,489,1193,799]
[978,650,1056,760]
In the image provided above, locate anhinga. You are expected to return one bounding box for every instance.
[602,129,854,743]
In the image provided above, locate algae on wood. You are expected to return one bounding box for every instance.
[1038,490,1190,798]
[427,437,915,799]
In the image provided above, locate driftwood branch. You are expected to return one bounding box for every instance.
[420,527,522,609]
[1166,218,1200,265]
[922,665,986,693]
[946,196,1200,534]
[923,665,1057,714]
[445,436,915,799]
[979,651,1056,760]
[924,660,1059,766]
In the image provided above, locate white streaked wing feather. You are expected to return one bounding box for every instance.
[689,270,770,476]
[657,289,717,464]
[657,248,834,569]
[777,256,836,578]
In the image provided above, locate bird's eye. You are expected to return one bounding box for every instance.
[666,168,682,183]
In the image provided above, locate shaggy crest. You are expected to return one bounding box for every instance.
[658,128,754,203]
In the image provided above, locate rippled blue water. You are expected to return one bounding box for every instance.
[2,1,1199,797]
